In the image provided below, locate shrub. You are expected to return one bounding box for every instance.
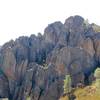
[94,68,100,91]
[63,75,72,94]
[94,68,100,79]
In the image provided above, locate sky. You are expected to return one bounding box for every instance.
[0,0,100,45]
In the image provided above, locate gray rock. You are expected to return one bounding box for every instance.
[0,15,99,100]
[92,33,100,63]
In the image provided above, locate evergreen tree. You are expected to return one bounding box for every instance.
[63,75,72,100]
[63,75,72,94]
[94,68,100,91]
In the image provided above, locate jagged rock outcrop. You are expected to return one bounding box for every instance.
[0,72,9,98]
[80,38,95,56]
[0,15,100,100]
[93,34,100,64]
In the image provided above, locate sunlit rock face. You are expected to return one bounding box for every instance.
[0,15,100,100]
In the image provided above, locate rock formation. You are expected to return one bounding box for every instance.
[0,15,100,100]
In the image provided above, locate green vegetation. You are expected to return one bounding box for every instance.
[94,67,100,91]
[94,67,100,79]
[83,19,89,27]
[63,75,72,100]
[43,63,48,70]
[92,23,100,32]
[27,96,31,100]
[60,68,100,100]
[83,19,100,33]
[39,63,48,70]
[63,75,72,94]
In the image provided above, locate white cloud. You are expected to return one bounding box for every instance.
[0,0,100,45]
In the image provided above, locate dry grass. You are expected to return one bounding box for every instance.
[27,97,31,100]
[59,95,68,100]
[59,85,100,100]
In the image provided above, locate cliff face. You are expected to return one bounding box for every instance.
[0,15,100,100]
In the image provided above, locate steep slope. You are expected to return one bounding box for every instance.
[0,15,100,100]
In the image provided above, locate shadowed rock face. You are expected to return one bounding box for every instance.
[0,15,100,100]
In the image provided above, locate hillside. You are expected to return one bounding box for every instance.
[0,15,100,100]
[60,85,100,100]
